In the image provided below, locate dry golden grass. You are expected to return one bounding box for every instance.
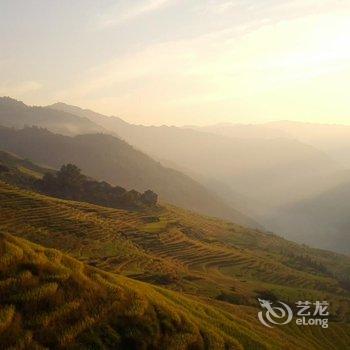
[0,181,350,348]
[1,232,350,349]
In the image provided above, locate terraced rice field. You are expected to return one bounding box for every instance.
[0,181,349,320]
[1,232,350,349]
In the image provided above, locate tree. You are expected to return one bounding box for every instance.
[56,164,86,187]
[141,190,158,206]
[0,164,9,173]
[38,163,158,209]
[40,164,86,200]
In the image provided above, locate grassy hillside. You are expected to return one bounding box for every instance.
[2,231,350,349]
[0,150,54,191]
[0,150,159,210]
[0,232,276,349]
[0,181,349,327]
[0,150,51,177]
[0,126,260,229]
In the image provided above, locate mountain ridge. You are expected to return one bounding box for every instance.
[0,96,105,135]
[48,102,340,214]
[265,180,350,254]
[0,126,260,229]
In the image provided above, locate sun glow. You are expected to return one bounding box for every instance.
[2,1,350,125]
[57,8,350,125]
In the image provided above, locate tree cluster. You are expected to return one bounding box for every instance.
[38,164,158,209]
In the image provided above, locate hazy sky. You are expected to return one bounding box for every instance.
[1,0,350,125]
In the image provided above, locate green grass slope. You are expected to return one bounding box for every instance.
[2,232,350,349]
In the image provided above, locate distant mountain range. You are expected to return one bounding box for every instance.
[0,97,262,228]
[1,96,350,348]
[267,121,350,168]
[195,120,350,168]
[0,96,104,135]
[2,96,350,254]
[49,102,341,213]
[266,178,350,254]
[186,121,350,253]
[48,102,350,254]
